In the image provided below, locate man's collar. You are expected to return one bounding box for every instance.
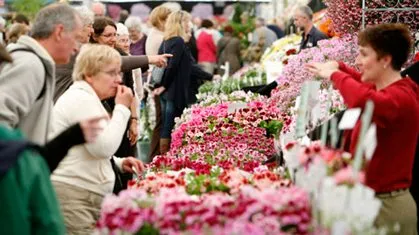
[17,36,55,64]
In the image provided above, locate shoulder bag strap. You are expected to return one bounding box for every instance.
[8,48,47,101]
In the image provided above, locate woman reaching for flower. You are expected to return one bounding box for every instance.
[307,23,419,234]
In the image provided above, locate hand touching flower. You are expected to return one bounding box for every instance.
[122,156,145,174]
[305,61,339,80]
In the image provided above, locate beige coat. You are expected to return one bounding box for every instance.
[0,36,55,145]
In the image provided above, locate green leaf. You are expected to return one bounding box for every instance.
[136,223,159,235]
[12,0,47,19]
[260,120,283,137]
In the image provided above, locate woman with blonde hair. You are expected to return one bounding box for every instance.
[146,5,172,159]
[146,5,172,55]
[51,44,145,234]
[153,10,193,154]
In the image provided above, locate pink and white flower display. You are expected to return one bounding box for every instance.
[268,36,358,113]
[96,186,312,235]
[95,0,395,232]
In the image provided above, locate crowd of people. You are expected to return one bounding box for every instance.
[0,2,244,234]
[0,1,418,235]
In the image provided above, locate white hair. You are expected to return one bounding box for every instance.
[116,23,129,36]
[296,5,313,20]
[91,1,107,15]
[74,5,94,26]
[124,16,142,32]
[31,4,80,40]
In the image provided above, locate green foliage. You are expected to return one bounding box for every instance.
[230,3,256,48]
[139,102,153,141]
[11,0,47,19]
[198,71,267,96]
[186,171,230,195]
[232,4,243,23]
[259,120,284,138]
[136,223,159,235]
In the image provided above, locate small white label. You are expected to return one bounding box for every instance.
[363,124,377,161]
[227,102,248,114]
[338,108,362,130]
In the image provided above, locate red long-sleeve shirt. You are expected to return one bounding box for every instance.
[331,62,419,193]
[196,31,217,63]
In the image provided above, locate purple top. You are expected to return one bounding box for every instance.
[130,35,147,56]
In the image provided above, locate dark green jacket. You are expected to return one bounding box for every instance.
[0,126,65,235]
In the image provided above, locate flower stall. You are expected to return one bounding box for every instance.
[93,1,418,233]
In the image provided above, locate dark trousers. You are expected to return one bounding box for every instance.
[149,95,162,159]
[410,138,419,232]
[160,95,176,139]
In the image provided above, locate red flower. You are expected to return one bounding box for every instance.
[285,142,295,150]
[127,179,136,188]
[286,48,297,56]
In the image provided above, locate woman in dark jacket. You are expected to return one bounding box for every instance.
[153,11,193,154]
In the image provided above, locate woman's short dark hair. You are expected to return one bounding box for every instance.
[224,25,234,34]
[201,19,214,29]
[14,14,29,26]
[90,16,116,43]
[358,23,412,70]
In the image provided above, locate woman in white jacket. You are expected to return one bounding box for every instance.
[50,44,144,235]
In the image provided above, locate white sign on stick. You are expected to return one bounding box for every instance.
[338,108,361,130]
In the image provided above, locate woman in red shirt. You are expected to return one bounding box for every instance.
[307,24,419,234]
[196,19,219,74]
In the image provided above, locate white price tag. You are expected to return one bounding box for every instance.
[311,103,321,126]
[301,135,311,146]
[264,61,283,84]
[363,124,377,161]
[294,96,301,110]
[227,102,247,114]
[307,82,320,110]
[338,108,361,130]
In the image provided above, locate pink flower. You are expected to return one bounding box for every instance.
[334,166,365,185]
